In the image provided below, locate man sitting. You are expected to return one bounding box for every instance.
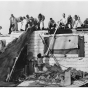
[48,18,56,34]
[48,18,56,29]
[67,15,73,29]
[59,13,67,29]
[83,18,88,28]
[73,15,82,29]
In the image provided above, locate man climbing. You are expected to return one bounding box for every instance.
[21,17,26,31]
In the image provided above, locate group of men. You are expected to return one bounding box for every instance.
[9,13,45,34]
[9,13,86,34]
[48,13,83,30]
[9,14,24,34]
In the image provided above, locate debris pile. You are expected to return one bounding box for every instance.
[25,64,64,86]
[22,63,88,87]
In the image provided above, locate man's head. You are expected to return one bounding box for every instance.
[38,13,42,21]
[23,16,26,19]
[62,13,65,18]
[37,53,42,58]
[68,15,72,20]
[38,13,42,18]
[26,14,29,18]
[20,17,23,21]
[11,14,14,17]
[68,15,71,18]
[30,16,34,23]
[50,18,52,21]
[74,15,78,20]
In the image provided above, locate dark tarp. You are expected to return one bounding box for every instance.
[0,26,35,81]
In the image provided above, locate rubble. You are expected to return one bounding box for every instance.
[18,62,88,87]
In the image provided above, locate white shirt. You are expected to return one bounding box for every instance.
[60,18,67,25]
[21,19,26,30]
[73,20,81,28]
[40,21,44,30]
[18,22,21,31]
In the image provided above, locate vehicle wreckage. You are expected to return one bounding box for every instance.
[0,27,88,87]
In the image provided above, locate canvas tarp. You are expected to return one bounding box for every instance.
[0,26,35,81]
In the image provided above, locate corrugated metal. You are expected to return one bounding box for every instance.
[49,35,78,49]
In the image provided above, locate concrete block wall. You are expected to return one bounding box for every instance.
[84,34,88,57]
[27,31,48,58]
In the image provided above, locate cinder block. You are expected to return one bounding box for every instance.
[64,70,71,86]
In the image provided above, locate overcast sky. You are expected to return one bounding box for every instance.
[0,1,88,34]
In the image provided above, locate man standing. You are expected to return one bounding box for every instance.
[17,16,24,31]
[21,17,26,31]
[38,13,45,30]
[25,15,30,31]
[9,14,15,34]
[9,14,19,34]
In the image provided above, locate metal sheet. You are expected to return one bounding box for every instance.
[49,35,78,50]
